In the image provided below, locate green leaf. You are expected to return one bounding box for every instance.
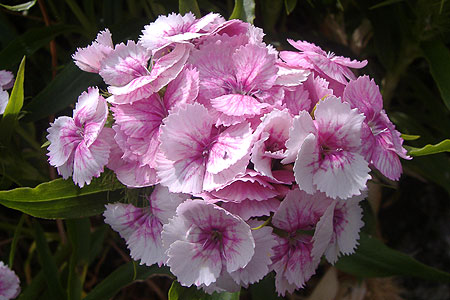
[405,139,450,156]
[0,25,78,70]
[401,134,420,141]
[284,0,297,15]
[83,263,171,300]
[335,233,450,282]
[9,214,26,267]
[169,280,240,300]
[33,220,67,300]
[369,0,405,9]
[229,0,255,24]
[22,63,102,122]
[179,0,201,18]
[18,245,71,300]
[0,56,25,144]
[67,218,91,300]
[422,40,450,111]
[0,0,36,11]
[0,172,124,219]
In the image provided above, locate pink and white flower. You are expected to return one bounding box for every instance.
[280,40,367,85]
[284,95,371,199]
[100,41,191,104]
[190,34,280,126]
[270,189,331,296]
[72,29,114,73]
[0,261,20,300]
[313,194,365,264]
[162,200,255,287]
[157,103,252,194]
[0,70,14,90]
[104,185,187,266]
[139,12,224,52]
[343,76,410,180]
[47,87,112,187]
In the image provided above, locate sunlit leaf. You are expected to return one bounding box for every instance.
[369,0,405,10]
[335,233,450,282]
[401,134,421,141]
[0,171,124,219]
[405,139,450,156]
[0,56,25,144]
[0,0,36,11]
[229,0,255,24]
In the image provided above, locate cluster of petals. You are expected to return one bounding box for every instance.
[46,11,411,296]
[0,70,14,114]
[0,261,20,300]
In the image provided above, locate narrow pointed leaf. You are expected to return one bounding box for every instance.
[422,40,450,111]
[34,220,67,300]
[0,56,25,143]
[405,139,450,156]
[169,281,240,300]
[229,0,255,24]
[179,0,201,18]
[401,134,420,141]
[0,172,124,219]
[284,0,298,14]
[0,0,36,11]
[335,233,450,282]
[9,214,26,267]
[83,263,171,300]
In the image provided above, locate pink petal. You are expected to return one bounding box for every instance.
[230,220,276,286]
[0,89,8,114]
[164,65,199,109]
[282,111,317,164]
[211,94,269,117]
[72,29,113,73]
[222,198,280,220]
[149,184,189,223]
[99,40,150,86]
[72,129,112,187]
[47,116,80,167]
[0,70,14,89]
[104,203,166,266]
[0,261,20,299]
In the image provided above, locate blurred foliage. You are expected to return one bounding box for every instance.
[0,0,449,299]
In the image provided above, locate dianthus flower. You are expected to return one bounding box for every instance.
[0,261,20,300]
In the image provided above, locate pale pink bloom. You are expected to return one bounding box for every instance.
[221,198,280,220]
[283,85,311,115]
[210,170,279,203]
[104,185,187,266]
[157,103,252,194]
[162,200,255,287]
[101,41,191,104]
[275,61,310,87]
[230,220,277,287]
[280,40,367,85]
[313,194,365,264]
[251,109,293,179]
[72,29,114,73]
[190,35,280,126]
[111,66,199,169]
[0,261,20,300]
[284,96,371,199]
[139,12,224,51]
[107,134,158,187]
[271,189,330,296]
[0,70,14,89]
[47,87,112,187]
[302,73,333,109]
[343,76,410,180]
[0,89,9,115]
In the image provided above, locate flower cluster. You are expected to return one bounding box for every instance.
[0,261,20,300]
[47,12,410,295]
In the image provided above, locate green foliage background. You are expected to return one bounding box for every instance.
[0,0,449,299]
